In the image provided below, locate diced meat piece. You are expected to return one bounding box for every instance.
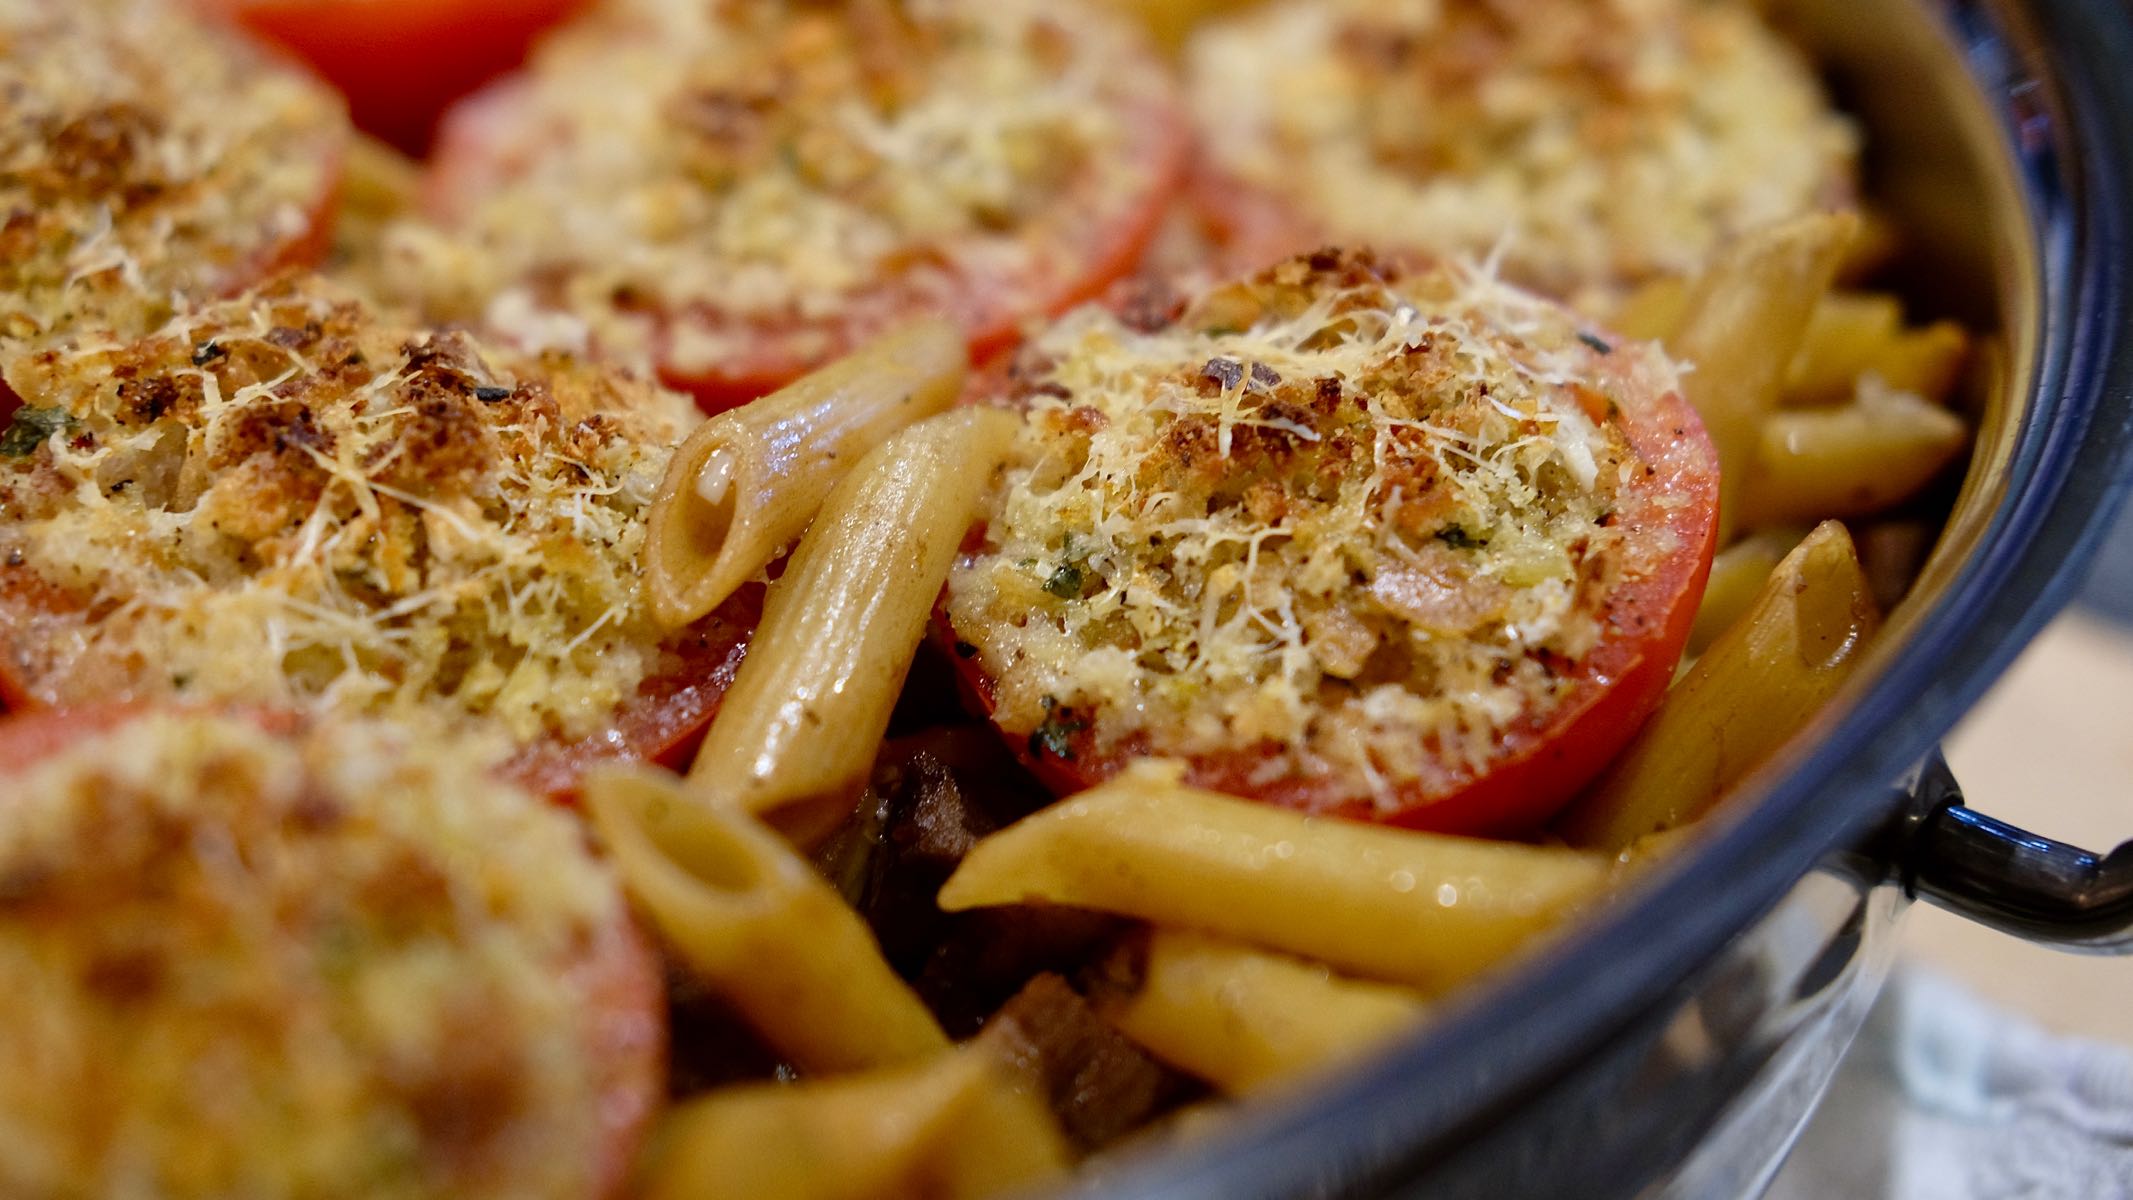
[977,973,1194,1154]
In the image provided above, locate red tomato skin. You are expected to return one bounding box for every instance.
[426,60,1191,417]
[938,379,1721,837]
[499,588,761,802]
[199,0,589,154]
[1186,159,1324,276]
[0,701,666,1200]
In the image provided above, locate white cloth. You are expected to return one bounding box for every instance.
[1769,968,2133,1200]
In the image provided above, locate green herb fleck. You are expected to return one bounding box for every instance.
[1028,697,1086,760]
[1577,331,1614,355]
[1434,525,1489,550]
[1044,562,1084,599]
[0,407,75,457]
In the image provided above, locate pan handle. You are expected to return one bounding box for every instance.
[1903,751,2133,952]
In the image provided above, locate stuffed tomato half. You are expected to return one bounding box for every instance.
[418,0,1187,412]
[941,251,1721,836]
[0,275,753,799]
[0,705,662,1199]
[0,0,348,348]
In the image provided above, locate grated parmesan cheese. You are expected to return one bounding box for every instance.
[1186,0,1859,295]
[0,0,347,342]
[0,710,640,1200]
[385,0,1177,377]
[945,250,1687,807]
[0,276,703,751]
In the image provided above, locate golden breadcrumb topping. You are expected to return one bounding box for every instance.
[0,711,636,1200]
[392,0,1176,374]
[0,276,702,747]
[946,251,1682,802]
[1188,0,1858,293]
[0,0,346,341]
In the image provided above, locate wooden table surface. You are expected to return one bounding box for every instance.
[1907,609,2133,1045]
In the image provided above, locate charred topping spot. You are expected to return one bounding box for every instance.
[1577,331,1613,355]
[1114,278,1187,334]
[1314,375,1344,411]
[265,322,324,351]
[190,340,226,367]
[1248,361,1282,389]
[1434,524,1489,550]
[473,386,513,403]
[1199,357,1243,391]
[117,375,182,423]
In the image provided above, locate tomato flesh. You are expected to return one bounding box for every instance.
[198,0,589,154]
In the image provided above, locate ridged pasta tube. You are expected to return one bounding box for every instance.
[585,765,947,1073]
[938,764,1611,993]
[686,406,1021,845]
[644,318,967,627]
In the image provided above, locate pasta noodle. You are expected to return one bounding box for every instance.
[937,762,1612,993]
[1786,295,1968,407]
[1666,212,1857,540]
[584,765,948,1073]
[635,1050,1067,1200]
[685,407,1021,845]
[644,319,968,627]
[1690,530,1804,656]
[1097,931,1428,1094]
[1740,385,1969,529]
[1553,521,1882,851]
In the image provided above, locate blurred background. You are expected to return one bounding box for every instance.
[1911,497,2133,1042]
[1769,498,2133,1198]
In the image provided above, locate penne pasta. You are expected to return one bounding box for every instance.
[1689,529,1804,655]
[1603,275,1690,342]
[1784,291,1904,404]
[937,763,1612,993]
[1097,930,1429,1095]
[1860,320,1969,405]
[635,1050,1067,1200]
[922,1063,1077,1198]
[1553,521,1882,851]
[1668,212,1858,541]
[644,319,969,628]
[686,406,1021,845]
[1785,297,1968,408]
[1739,383,1970,529]
[585,765,948,1074]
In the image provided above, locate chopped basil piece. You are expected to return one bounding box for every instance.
[1028,698,1086,760]
[0,406,75,457]
[1044,562,1084,599]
